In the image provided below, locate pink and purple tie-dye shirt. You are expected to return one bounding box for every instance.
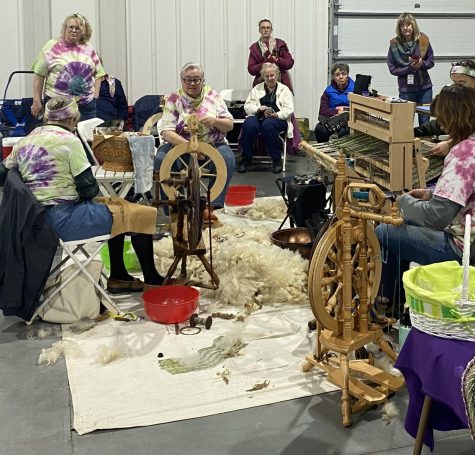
[3,125,91,205]
[161,85,233,144]
[433,135,475,248]
[32,38,105,106]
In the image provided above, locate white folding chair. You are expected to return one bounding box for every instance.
[27,234,122,325]
[77,119,135,198]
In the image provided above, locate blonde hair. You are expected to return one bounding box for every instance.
[61,13,92,44]
[395,12,421,42]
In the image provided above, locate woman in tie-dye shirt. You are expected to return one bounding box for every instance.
[375,84,475,317]
[31,13,105,121]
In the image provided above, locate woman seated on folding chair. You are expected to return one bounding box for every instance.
[238,62,294,174]
[0,96,166,294]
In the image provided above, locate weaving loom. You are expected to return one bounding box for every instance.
[302,94,444,191]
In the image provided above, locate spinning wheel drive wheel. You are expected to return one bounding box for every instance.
[307,220,381,335]
[159,141,227,202]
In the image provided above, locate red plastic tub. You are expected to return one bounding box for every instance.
[143,285,199,324]
[225,185,257,206]
[2,137,22,159]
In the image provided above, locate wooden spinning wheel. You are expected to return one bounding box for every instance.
[159,138,227,203]
[308,220,381,335]
[303,155,405,427]
[155,114,227,289]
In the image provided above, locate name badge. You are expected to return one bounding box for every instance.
[407,74,414,85]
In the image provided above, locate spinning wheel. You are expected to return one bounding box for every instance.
[159,141,227,203]
[308,220,381,335]
[155,114,227,289]
[303,155,405,427]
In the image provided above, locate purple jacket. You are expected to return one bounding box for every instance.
[387,37,434,93]
[247,39,294,92]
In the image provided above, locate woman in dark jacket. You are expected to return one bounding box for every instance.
[387,12,434,125]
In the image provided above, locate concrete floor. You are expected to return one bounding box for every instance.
[0,153,473,455]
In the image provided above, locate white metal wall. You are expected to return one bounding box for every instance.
[2,0,475,129]
[333,1,475,98]
[1,0,328,128]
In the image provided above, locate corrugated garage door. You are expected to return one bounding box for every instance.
[330,0,475,97]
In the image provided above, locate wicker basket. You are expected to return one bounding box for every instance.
[403,214,475,342]
[92,132,134,172]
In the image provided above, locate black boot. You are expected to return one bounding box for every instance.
[238,156,251,173]
[272,159,283,174]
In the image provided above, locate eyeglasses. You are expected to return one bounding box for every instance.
[182,78,202,85]
[67,26,81,31]
[452,60,475,69]
[260,26,272,30]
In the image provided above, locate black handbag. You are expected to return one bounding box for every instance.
[319,112,349,133]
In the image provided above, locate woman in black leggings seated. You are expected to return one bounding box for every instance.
[0,96,166,294]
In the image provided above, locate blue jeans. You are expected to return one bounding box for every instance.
[44,200,113,241]
[154,142,235,208]
[399,88,432,125]
[239,116,288,161]
[375,223,460,315]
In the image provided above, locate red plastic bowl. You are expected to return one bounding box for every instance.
[225,185,257,206]
[143,286,199,324]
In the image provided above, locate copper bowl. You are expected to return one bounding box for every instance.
[270,227,313,259]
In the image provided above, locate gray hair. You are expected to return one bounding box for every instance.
[180,62,205,79]
[331,62,349,75]
[260,62,280,79]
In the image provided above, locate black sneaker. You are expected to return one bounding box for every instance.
[272,160,283,173]
[238,158,249,173]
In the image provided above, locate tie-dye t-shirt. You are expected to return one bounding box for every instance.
[433,135,475,249]
[3,125,91,205]
[32,38,105,106]
[161,85,233,144]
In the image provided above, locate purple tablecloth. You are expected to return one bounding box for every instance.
[395,328,475,451]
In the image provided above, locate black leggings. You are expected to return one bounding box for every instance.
[108,233,163,285]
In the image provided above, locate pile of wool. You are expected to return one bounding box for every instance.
[153,223,308,307]
[235,198,287,221]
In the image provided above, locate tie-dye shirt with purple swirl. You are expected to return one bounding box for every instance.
[32,38,105,106]
[3,125,91,205]
[161,85,233,144]
[434,135,475,249]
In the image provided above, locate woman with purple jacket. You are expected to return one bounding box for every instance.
[247,19,294,93]
[387,12,434,125]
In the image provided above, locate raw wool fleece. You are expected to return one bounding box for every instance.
[234,198,288,221]
[153,224,309,307]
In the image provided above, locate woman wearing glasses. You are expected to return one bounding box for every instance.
[387,12,434,125]
[31,13,104,121]
[154,62,235,221]
[248,19,294,93]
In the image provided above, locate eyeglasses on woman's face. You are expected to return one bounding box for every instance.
[67,25,81,31]
[182,78,202,85]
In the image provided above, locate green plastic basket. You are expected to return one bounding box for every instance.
[100,240,141,273]
[403,261,475,341]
